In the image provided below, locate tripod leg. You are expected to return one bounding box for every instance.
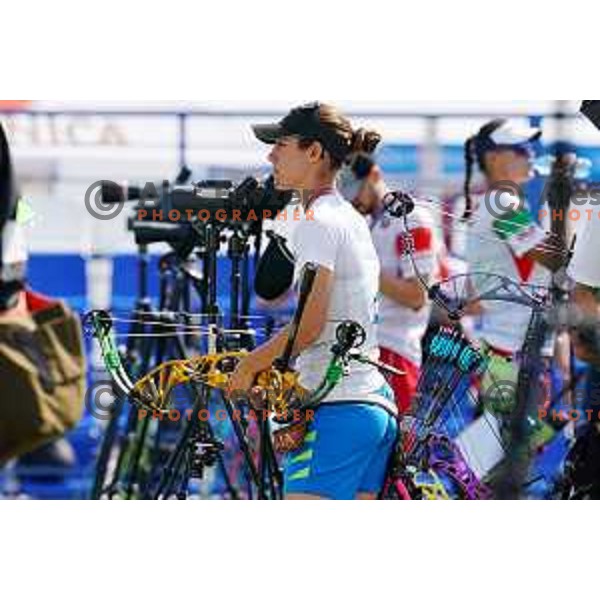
[219,396,261,490]
[212,438,240,499]
[90,394,125,499]
[153,417,197,499]
[256,419,273,500]
[176,438,194,500]
[124,413,152,499]
[152,382,211,499]
[263,429,284,499]
[104,400,141,498]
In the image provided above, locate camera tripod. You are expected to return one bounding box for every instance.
[90,217,285,499]
[149,220,284,500]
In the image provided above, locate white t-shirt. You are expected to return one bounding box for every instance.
[261,200,303,245]
[289,192,395,414]
[466,192,550,354]
[569,217,600,288]
[370,204,443,366]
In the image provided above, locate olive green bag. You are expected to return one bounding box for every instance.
[0,292,85,462]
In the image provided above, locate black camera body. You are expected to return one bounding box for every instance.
[168,176,289,222]
[119,176,292,247]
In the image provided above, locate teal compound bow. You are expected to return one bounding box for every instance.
[383,189,564,499]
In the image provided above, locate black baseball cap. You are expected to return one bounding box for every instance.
[252,102,351,161]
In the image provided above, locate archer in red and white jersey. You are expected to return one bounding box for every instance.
[340,153,447,413]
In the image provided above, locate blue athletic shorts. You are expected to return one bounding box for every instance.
[283,402,399,499]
